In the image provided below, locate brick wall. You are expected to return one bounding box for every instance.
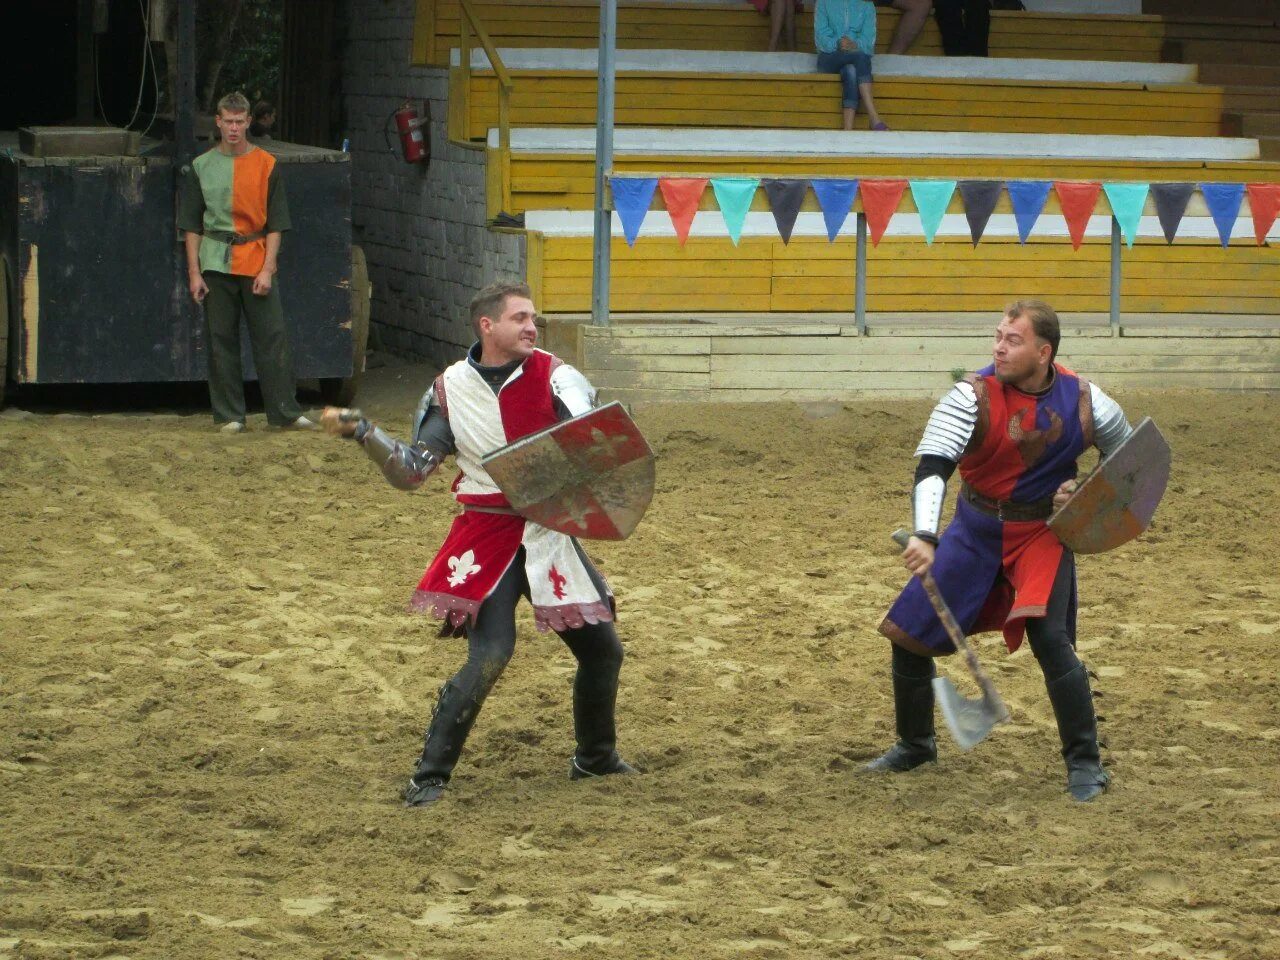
[341,0,524,368]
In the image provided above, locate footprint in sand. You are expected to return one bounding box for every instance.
[280,895,335,917]
[587,889,679,913]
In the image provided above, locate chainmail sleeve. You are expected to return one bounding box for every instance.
[1090,382,1133,457]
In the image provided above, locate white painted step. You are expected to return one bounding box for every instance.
[492,127,1261,161]
[458,47,1197,85]
[524,209,1280,242]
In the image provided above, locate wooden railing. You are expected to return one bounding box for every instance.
[457,0,514,216]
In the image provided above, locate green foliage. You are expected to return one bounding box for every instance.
[215,0,282,105]
[950,367,966,383]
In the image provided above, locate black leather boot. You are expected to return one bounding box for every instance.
[404,680,485,807]
[567,650,636,780]
[1045,663,1109,802]
[864,667,938,772]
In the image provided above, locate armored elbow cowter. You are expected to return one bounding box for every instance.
[355,421,440,491]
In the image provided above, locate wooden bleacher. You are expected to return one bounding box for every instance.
[415,0,1280,398]
[415,0,1167,64]
[450,50,1223,140]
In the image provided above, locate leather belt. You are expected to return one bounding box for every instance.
[205,229,266,245]
[463,505,520,516]
[960,482,1054,522]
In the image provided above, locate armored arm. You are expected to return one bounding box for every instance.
[550,363,598,418]
[352,419,442,491]
[910,381,978,542]
[1090,383,1133,458]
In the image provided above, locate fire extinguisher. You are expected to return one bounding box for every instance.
[384,101,430,165]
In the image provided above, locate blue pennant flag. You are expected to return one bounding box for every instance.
[811,179,859,241]
[1103,182,1149,248]
[1199,182,1246,248]
[710,177,760,245]
[610,176,658,246]
[909,179,957,244]
[1007,180,1052,244]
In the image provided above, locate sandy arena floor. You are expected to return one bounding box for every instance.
[1,363,1278,959]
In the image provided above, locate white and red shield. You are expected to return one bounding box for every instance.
[481,402,655,540]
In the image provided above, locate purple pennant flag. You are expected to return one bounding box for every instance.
[763,179,808,244]
[1199,182,1246,247]
[958,181,1002,246]
[1149,183,1194,244]
[610,176,658,246]
[811,179,859,241]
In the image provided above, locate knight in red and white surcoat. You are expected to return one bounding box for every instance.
[324,281,635,807]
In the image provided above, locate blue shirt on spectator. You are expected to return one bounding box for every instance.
[814,0,877,55]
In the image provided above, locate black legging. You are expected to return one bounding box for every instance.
[893,549,1080,682]
[414,545,624,782]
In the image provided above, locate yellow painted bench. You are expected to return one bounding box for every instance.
[414,0,1166,65]
[452,70,1224,141]
[495,149,1280,219]
[530,234,1280,316]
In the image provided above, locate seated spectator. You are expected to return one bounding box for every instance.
[750,0,801,52]
[816,0,889,131]
[934,0,990,56]
[874,0,933,55]
[250,101,276,140]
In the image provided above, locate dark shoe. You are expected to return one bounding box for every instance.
[864,740,937,772]
[408,680,485,789]
[1045,663,1110,802]
[862,663,938,773]
[569,753,637,781]
[404,775,446,807]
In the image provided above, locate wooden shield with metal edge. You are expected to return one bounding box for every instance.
[481,402,655,540]
[1048,417,1171,554]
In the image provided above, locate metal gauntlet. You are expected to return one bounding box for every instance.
[355,421,440,491]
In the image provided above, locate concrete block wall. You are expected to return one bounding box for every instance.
[341,0,524,368]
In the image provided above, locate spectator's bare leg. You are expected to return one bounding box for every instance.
[785,1,796,50]
[769,0,785,51]
[888,0,932,55]
[843,106,857,131]
[859,83,883,128]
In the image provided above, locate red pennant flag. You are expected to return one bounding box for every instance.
[658,178,708,246]
[1054,181,1101,250]
[860,179,907,246]
[1246,183,1280,245]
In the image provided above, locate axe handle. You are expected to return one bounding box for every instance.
[891,529,1007,712]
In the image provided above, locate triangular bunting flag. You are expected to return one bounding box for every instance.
[610,177,657,246]
[811,178,859,241]
[1054,181,1101,250]
[1245,183,1280,245]
[1149,183,1194,244]
[658,178,708,246]
[1103,182,1149,248]
[1199,182,1245,248]
[909,180,956,245]
[763,179,808,244]
[958,180,1001,246]
[860,179,907,246]
[710,177,759,246]
[1007,180,1052,244]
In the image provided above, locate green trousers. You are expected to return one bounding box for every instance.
[202,271,303,426]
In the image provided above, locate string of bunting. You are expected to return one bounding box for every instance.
[609,176,1280,250]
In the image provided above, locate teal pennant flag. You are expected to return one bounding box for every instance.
[1103,182,1149,248]
[710,177,760,245]
[909,180,957,244]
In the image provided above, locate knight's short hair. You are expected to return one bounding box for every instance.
[469,279,532,337]
[1005,299,1060,362]
[216,92,251,117]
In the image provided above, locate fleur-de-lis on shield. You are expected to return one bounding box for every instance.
[447,550,481,587]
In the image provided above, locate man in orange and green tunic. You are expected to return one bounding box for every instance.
[178,92,311,433]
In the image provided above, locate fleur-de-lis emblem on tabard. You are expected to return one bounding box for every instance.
[1007,407,1063,468]
[548,564,567,600]
[447,550,481,587]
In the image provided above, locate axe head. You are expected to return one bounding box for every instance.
[932,676,1009,751]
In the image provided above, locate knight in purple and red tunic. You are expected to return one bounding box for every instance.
[867,301,1133,802]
